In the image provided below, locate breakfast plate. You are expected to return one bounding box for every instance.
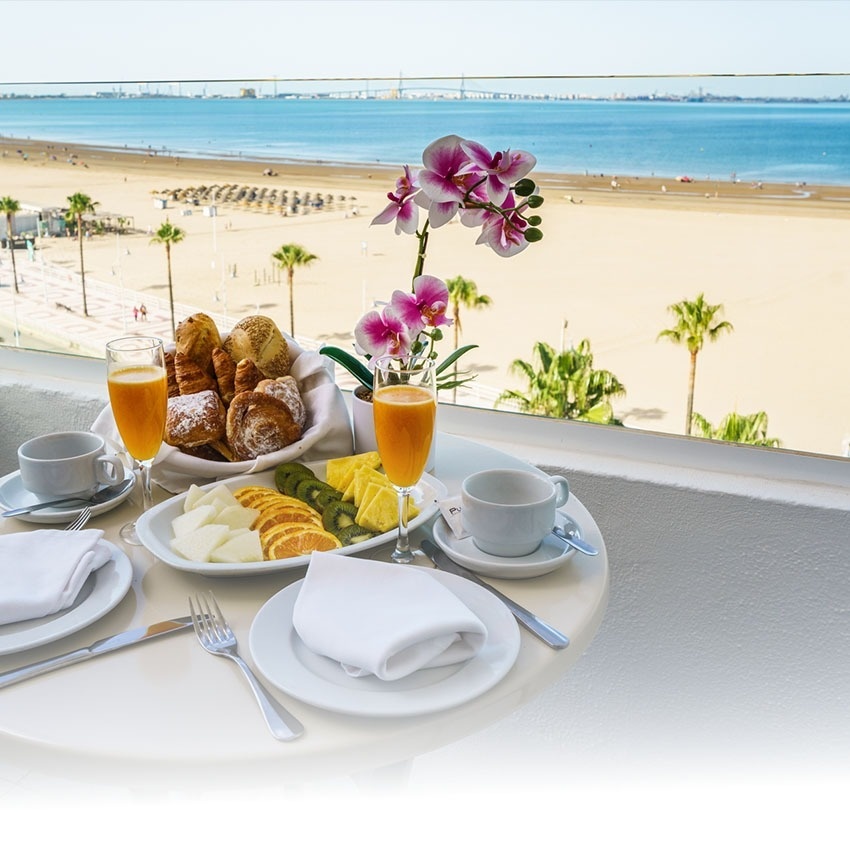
[135,461,447,576]
[431,510,580,579]
[0,467,135,525]
[249,568,521,717]
[0,542,133,655]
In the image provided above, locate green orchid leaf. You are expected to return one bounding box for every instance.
[319,345,374,390]
[436,344,478,375]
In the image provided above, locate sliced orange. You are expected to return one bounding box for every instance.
[254,506,322,534]
[266,527,341,559]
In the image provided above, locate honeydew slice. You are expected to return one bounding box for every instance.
[171,523,230,561]
[210,529,264,563]
[171,504,218,539]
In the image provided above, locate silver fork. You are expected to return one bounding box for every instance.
[64,506,92,531]
[188,592,304,741]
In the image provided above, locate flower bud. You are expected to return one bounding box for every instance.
[526,194,544,209]
[524,227,543,243]
[513,178,536,197]
[527,215,542,226]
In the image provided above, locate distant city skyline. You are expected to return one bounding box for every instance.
[2,1,849,99]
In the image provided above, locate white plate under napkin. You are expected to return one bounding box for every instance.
[249,564,520,717]
[0,540,133,654]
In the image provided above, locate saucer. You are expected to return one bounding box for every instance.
[0,467,135,525]
[431,511,579,579]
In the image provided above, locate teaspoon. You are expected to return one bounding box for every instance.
[551,522,599,556]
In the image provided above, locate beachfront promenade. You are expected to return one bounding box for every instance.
[0,252,507,408]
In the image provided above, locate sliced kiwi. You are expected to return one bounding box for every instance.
[336,524,378,546]
[295,477,337,510]
[281,468,317,497]
[322,499,359,533]
[314,486,345,510]
[274,462,315,495]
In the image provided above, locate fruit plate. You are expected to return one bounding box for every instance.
[135,461,447,576]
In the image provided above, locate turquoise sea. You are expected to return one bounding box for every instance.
[2,97,850,185]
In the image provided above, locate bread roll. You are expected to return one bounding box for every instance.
[222,315,291,379]
[175,312,222,375]
[226,391,303,460]
[165,389,226,448]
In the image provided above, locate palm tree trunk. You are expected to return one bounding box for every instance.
[7,222,18,295]
[77,214,89,317]
[166,244,176,340]
[288,268,295,336]
[685,350,698,435]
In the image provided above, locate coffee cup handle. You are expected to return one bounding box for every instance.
[550,475,570,508]
[96,454,124,487]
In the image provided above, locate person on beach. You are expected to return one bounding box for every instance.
[140,303,147,321]
[133,305,139,322]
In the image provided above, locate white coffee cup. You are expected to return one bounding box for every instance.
[461,468,570,557]
[18,431,124,499]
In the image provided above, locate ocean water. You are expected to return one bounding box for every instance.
[2,96,850,185]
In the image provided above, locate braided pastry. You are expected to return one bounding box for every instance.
[256,376,306,430]
[165,389,226,448]
[164,350,180,398]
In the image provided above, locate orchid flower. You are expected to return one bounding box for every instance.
[321,134,543,394]
[354,307,411,359]
[460,140,537,206]
[370,165,420,234]
[474,191,530,257]
[390,275,452,335]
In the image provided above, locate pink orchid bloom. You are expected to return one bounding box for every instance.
[354,307,412,358]
[474,192,530,258]
[390,275,452,334]
[460,140,537,206]
[418,135,479,205]
[370,165,420,234]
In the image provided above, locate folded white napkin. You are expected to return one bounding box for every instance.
[292,550,488,681]
[91,341,354,492]
[0,529,113,626]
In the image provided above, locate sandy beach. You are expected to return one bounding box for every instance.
[2,135,849,458]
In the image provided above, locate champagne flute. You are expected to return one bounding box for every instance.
[106,336,167,545]
[372,355,437,564]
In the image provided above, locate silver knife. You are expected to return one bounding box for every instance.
[421,539,570,650]
[0,616,193,689]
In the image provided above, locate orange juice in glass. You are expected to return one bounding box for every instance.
[373,356,436,564]
[106,337,167,544]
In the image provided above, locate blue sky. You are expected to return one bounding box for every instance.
[2,0,849,97]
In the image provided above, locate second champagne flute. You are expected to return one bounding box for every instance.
[106,336,167,545]
[372,355,437,564]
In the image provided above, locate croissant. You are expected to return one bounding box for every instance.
[211,347,236,405]
[226,391,303,461]
[164,350,180,398]
[175,352,217,396]
[234,358,265,395]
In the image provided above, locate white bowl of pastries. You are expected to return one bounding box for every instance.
[93,312,354,484]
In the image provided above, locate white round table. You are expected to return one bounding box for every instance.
[0,434,609,792]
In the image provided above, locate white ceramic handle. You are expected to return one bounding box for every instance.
[96,454,124,487]
[550,475,570,508]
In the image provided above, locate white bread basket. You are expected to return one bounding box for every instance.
[92,338,354,491]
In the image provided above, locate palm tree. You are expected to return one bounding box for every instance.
[271,243,318,336]
[445,275,492,401]
[691,411,781,447]
[150,219,185,340]
[65,192,98,316]
[0,196,21,295]
[658,293,734,436]
[497,339,626,423]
